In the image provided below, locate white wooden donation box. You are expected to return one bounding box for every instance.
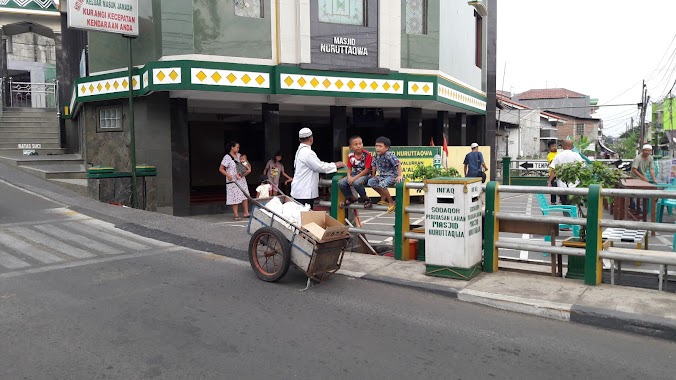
[424,177,483,280]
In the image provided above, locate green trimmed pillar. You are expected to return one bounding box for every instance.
[483,181,500,273]
[502,157,511,185]
[394,179,411,260]
[331,172,346,223]
[584,184,603,285]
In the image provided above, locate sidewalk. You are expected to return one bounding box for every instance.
[338,253,676,340]
[1,161,675,341]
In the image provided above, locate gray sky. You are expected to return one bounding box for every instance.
[497,0,676,137]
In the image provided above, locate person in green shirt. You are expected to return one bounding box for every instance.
[546,141,558,204]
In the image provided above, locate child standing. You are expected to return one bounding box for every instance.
[339,135,373,208]
[256,175,272,198]
[264,151,293,196]
[367,136,402,213]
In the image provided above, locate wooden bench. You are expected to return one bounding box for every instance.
[602,247,676,291]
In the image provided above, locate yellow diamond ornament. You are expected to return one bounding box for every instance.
[196,71,207,82]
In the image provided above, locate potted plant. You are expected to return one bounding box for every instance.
[553,161,623,279]
[410,164,461,182]
[408,165,461,203]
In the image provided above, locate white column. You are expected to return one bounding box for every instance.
[379,0,401,71]
[298,0,311,64]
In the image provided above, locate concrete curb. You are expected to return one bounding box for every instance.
[362,274,459,298]
[457,289,572,321]
[570,305,676,341]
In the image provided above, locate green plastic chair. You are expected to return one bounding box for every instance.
[536,194,580,241]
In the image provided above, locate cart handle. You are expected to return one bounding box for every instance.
[226,180,320,243]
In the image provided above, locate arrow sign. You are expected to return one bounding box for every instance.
[519,161,550,170]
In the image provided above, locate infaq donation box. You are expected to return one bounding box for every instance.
[424,177,483,280]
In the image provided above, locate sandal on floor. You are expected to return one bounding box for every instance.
[363,200,373,209]
[387,205,395,214]
[243,214,251,218]
[340,198,358,208]
[377,200,388,206]
[234,216,241,221]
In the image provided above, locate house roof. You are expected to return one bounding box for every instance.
[516,88,587,100]
[497,94,531,110]
[543,111,600,122]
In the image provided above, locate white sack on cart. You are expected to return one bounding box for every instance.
[281,201,310,227]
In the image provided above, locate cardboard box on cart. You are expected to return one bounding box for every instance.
[300,211,350,243]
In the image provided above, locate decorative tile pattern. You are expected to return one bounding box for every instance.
[281,74,404,95]
[408,81,433,96]
[234,0,261,18]
[405,0,425,35]
[153,68,181,85]
[318,0,364,26]
[78,75,141,98]
[438,83,486,111]
[191,68,269,88]
[0,0,58,10]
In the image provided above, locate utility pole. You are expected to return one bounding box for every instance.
[639,80,646,146]
[638,80,650,148]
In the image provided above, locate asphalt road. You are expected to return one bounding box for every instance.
[1,181,676,379]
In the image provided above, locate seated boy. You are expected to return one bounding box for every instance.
[339,135,373,208]
[367,136,402,213]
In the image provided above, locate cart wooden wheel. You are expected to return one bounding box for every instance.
[248,227,292,282]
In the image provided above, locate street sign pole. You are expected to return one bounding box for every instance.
[68,0,139,207]
[127,36,138,209]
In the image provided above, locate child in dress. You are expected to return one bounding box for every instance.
[367,136,402,213]
[264,151,293,195]
[256,175,272,198]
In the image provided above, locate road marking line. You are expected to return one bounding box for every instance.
[0,247,182,280]
[81,219,174,247]
[0,216,93,228]
[360,211,388,224]
[7,226,95,259]
[0,250,30,269]
[520,233,530,260]
[34,224,123,255]
[657,236,672,246]
[0,178,66,205]
[62,222,150,251]
[526,194,533,216]
[0,231,64,264]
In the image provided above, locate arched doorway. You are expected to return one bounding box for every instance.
[1,21,57,108]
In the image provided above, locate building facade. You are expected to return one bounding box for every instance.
[51,0,496,216]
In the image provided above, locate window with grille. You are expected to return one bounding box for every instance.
[406,0,427,35]
[575,123,585,136]
[318,0,365,26]
[98,106,123,131]
[235,0,263,18]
